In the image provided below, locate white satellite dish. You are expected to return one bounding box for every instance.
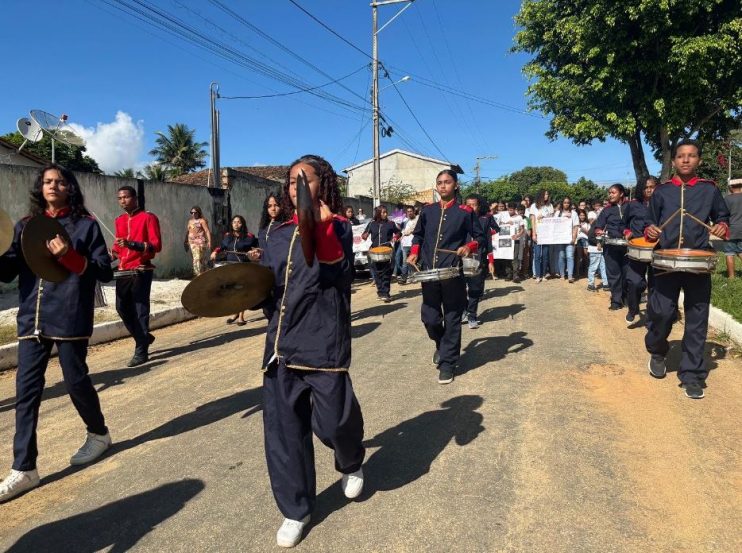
[17,117,43,144]
[25,109,86,162]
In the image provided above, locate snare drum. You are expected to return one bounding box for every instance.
[462,256,481,277]
[407,266,460,284]
[604,237,628,247]
[113,269,139,280]
[651,249,717,274]
[627,237,655,262]
[368,246,393,263]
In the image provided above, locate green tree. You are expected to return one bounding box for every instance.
[506,166,568,198]
[141,163,170,182]
[513,0,742,181]
[570,177,605,204]
[113,168,137,178]
[1,131,100,173]
[149,123,208,177]
[477,180,521,204]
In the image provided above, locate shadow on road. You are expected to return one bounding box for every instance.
[309,395,485,530]
[458,332,533,375]
[351,302,407,322]
[5,479,205,553]
[351,322,381,339]
[478,303,526,323]
[39,387,262,488]
[481,284,524,300]
[148,326,266,362]
[0,360,168,414]
[665,339,725,374]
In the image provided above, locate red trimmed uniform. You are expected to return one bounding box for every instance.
[259,213,365,521]
[644,177,730,388]
[410,200,484,379]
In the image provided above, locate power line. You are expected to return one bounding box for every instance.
[219,64,368,99]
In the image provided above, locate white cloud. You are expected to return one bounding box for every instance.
[69,111,145,173]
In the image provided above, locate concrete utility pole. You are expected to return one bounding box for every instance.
[474,155,498,192]
[209,82,220,189]
[372,0,414,208]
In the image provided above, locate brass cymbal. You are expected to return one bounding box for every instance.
[181,262,275,317]
[0,208,13,256]
[21,215,72,283]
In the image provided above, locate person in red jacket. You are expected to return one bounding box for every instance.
[111,186,162,367]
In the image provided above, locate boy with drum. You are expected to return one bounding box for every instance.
[407,170,484,384]
[644,139,729,399]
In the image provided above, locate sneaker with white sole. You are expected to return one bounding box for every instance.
[647,354,667,379]
[341,468,364,499]
[276,515,310,548]
[0,469,40,503]
[70,432,112,465]
[468,319,480,329]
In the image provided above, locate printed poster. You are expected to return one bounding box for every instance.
[536,217,573,245]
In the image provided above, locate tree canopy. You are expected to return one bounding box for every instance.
[1,131,100,173]
[513,0,742,181]
[149,123,208,177]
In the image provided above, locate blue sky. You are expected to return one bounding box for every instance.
[0,0,660,185]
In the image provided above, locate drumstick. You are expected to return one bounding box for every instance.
[682,211,715,233]
[657,208,681,231]
[89,211,116,239]
[436,248,460,254]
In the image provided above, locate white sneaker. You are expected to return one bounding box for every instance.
[276,515,310,548]
[70,432,112,465]
[341,468,364,499]
[468,319,480,329]
[0,469,40,503]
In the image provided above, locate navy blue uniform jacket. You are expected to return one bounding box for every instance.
[411,201,484,270]
[0,212,113,340]
[646,177,730,250]
[261,216,353,372]
[363,220,399,248]
[595,201,645,239]
[217,232,258,262]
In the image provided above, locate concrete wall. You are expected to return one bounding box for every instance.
[0,144,44,168]
[229,173,281,234]
[346,153,451,198]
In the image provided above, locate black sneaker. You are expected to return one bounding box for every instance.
[602,285,611,291]
[586,284,597,291]
[609,304,622,311]
[432,350,440,365]
[438,366,454,384]
[683,383,704,399]
[127,353,148,367]
[625,312,637,326]
[381,295,391,303]
[647,354,667,378]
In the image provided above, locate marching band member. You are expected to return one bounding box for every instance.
[111,186,162,367]
[407,170,484,384]
[361,206,400,302]
[0,164,113,503]
[622,185,651,326]
[259,155,365,547]
[644,139,729,399]
[463,194,498,328]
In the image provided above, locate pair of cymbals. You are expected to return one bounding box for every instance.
[20,215,71,282]
[0,208,12,257]
[181,262,275,317]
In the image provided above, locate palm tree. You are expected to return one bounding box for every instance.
[113,168,137,178]
[141,163,170,182]
[149,123,208,177]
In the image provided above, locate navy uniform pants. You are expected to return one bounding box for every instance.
[421,276,467,371]
[465,270,486,317]
[115,270,153,353]
[625,259,648,316]
[14,338,107,471]
[604,245,627,307]
[645,272,711,385]
[263,364,365,520]
[373,261,392,296]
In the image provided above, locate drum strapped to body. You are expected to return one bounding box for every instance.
[651,249,717,274]
[407,266,460,284]
[604,237,628,247]
[113,269,140,280]
[368,245,393,263]
[627,237,655,262]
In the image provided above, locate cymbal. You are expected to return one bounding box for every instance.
[0,208,13,256]
[21,215,71,283]
[181,262,275,317]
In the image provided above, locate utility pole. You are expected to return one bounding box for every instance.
[473,155,498,193]
[209,82,220,189]
[371,0,414,208]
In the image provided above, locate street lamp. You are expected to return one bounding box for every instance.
[380,75,411,92]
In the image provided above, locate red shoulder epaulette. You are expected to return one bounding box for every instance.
[247,232,254,238]
[459,204,474,213]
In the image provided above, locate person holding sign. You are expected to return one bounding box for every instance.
[529,189,554,282]
[408,170,484,384]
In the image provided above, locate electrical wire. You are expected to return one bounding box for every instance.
[219,65,368,99]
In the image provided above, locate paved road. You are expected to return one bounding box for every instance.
[0,277,739,552]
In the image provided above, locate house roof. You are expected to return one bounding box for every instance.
[342,149,463,174]
[169,165,347,188]
[0,137,49,166]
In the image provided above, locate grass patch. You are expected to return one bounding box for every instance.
[711,254,742,323]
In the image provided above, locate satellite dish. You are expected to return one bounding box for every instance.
[25,109,86,162]
[17,117,43,143]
